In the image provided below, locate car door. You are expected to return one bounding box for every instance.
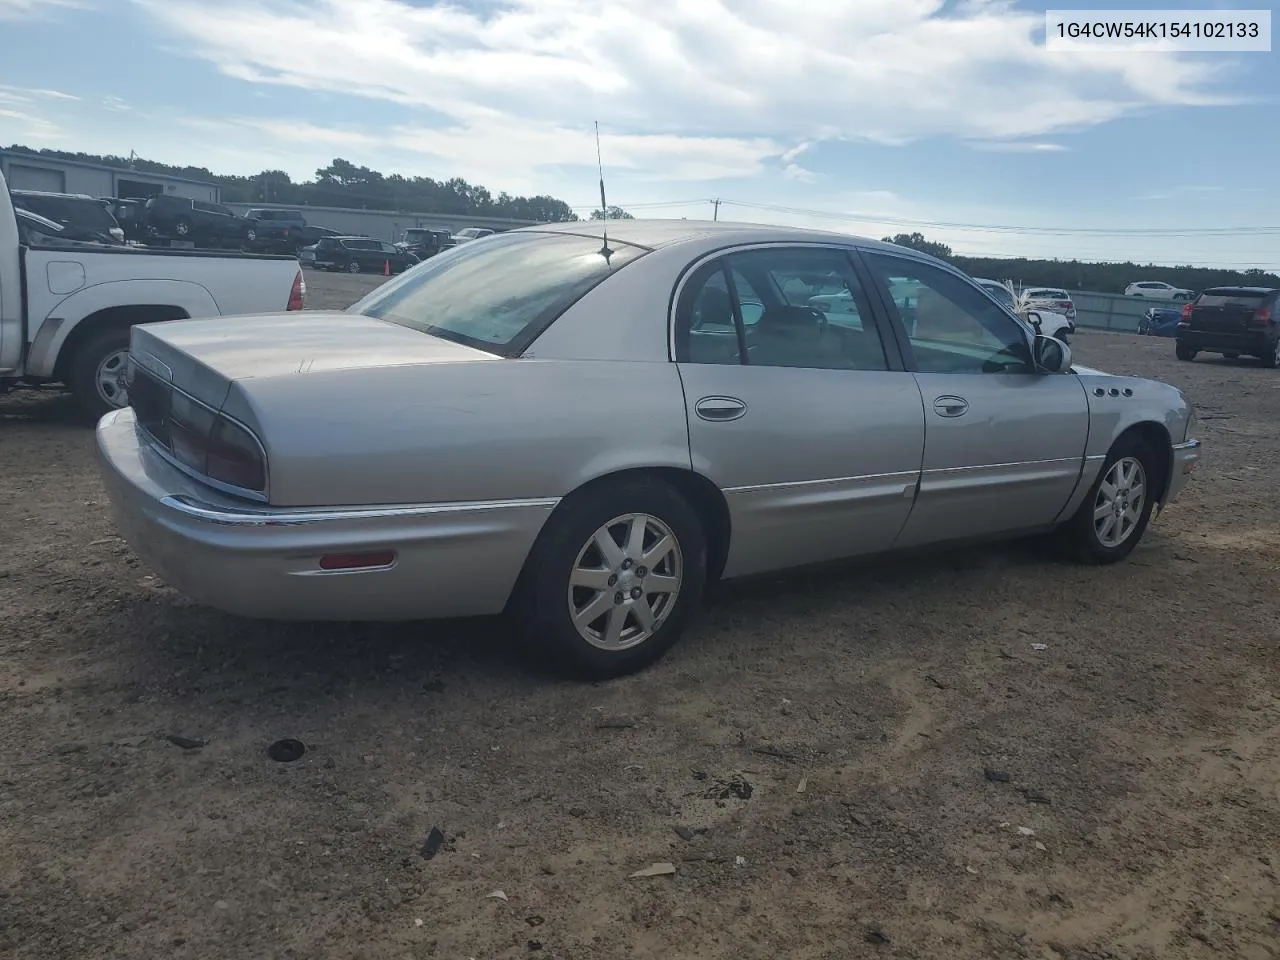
[860,250,1090,548]
[674,245,926,578]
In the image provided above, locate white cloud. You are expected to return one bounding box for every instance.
[132,0,1230,186]
[783,163,816,183]
[0,0,87,20]
[0,84,80,102]
[0,107,65,140]
[968,141,1068,153]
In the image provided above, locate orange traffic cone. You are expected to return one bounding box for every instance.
[383,259,390,276]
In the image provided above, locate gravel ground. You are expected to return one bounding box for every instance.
[1,272,1277,960]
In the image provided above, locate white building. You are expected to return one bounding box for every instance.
[0,151,221,202]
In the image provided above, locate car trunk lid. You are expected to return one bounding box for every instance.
[128,310,497,410]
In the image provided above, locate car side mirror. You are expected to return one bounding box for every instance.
[1034,334,1072,373]
[1025,309,1044,330]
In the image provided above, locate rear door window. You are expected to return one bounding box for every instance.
[1196,292,1267,308]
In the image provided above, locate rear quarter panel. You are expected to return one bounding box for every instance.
[229,358,693,507]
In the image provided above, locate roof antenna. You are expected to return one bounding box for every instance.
[594,121,613,262]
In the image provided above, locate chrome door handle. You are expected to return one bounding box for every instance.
[695,396,748,422]
[933,396,969,418]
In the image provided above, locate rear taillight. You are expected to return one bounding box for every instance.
[287,269,305,311]
[164,394,266,494]
[1254,306,1272,325]
[1180,302,1194,320]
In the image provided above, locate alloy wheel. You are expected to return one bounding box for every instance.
[1093,456,1146,548]
[567,513,683,651]
[95,349,130,409]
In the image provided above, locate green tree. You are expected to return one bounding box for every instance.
[881,232,953,260]
[590,205,635,220]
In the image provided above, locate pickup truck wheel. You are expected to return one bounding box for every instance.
[511,478,707,680]
[1175,342,1198,361]
[1058,434,1159,565]
[68,327,133,422]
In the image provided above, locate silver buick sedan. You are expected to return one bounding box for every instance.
[97,221,1201,678]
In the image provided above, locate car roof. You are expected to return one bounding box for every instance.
[11,189,99,201]
[515,218,899,254]
[1202,286,1279,295]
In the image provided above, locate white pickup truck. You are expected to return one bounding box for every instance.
[0,171,305,420]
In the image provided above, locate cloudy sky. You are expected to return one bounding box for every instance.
[0,0,1276,266]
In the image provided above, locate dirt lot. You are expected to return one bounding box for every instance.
[1,271,1277,960]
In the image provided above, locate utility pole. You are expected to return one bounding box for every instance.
[712,198,720,221]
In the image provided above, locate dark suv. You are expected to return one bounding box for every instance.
[1176,286,1280,367]
[143,195,255,248]
[396,227,453,260]
[244,208,308,253]
[313,236,418,274]
[11,190,124,244]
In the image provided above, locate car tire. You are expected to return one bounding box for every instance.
[1058,433,1161,565]
[1262,339,1280,369]
[1175,342,1198,361]
[511,477,707,680]
[174,217,191,237]
[68,325,133,423]
[346,261,361,274]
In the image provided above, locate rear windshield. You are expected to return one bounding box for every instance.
[1198,292,1267,308]
[14,195,117,234]
[353,231,645,356]
[1029,289,1068,299]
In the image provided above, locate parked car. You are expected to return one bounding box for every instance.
[1175,286,1280,366]
[451,226,495,244]
[95,221,1200,680]
[102,197,149,243]
[10,189,124,244]
[296,228,346,266]
[14,207,116,248]
[1022,287,1077,328]
[397,227,454,260]
[1126,280,1193,301]
[0,169,305,421]
[311,235,418,273]
[973,278,1073,341]
[1138,306,1181,337]
[244,208,308,253]
[143,195,256,248]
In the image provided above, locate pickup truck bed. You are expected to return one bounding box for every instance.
[2,172,305,420]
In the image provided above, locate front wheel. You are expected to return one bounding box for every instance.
[1058,435,1160,565]
[510,478,707,679]
[1175,341,1198,361]
[68,326,132,422]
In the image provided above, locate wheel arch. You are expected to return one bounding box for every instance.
[517,466,732,602]
[1116,420,1174,504]
[52,303,193,382]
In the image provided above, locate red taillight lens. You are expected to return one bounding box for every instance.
[1254,306,1272,325]
[287,269,305,311]
[205,417,267,491]
[1181,302,1194,320]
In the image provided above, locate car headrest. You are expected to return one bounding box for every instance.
[696,285,734,327]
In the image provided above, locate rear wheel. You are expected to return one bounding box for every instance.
[1175,341,1198,362]
[1262,339,1280,369]
[510,478,707,679]
[68,326,132,422]
[346,261,361,274]
[1058,434,1160,565]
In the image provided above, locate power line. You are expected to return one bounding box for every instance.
[715,199,1280,238]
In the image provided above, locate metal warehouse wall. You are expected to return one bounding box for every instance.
[1,154,221,203]
[224,203,541,242]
